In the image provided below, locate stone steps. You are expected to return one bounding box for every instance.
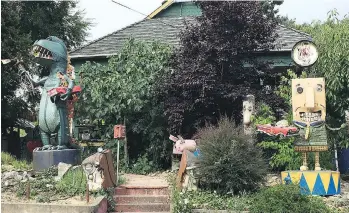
[115,195,169,203]
[114,186,170,212]
[115,203,170,212]
[115,186,169,196]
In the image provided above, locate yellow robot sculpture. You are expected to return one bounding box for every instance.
[258,41,341,195]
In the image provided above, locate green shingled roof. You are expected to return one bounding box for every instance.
[70,17,311,59]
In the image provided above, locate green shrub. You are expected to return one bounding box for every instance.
[55,167,86,196]
[127,153,157,175]
[197,117,268,195]
[1,152,32,171]
[91,187,116,212]
[186,190,251,211]
[117,175,127,185]
[249,184,332,213]
[168,174,193,213]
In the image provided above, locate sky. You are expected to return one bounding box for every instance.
[77,0,349,42]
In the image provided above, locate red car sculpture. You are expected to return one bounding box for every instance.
[256,124,299,137]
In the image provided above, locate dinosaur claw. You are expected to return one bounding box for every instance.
[33,147,42,151]
[56,145,67,150]
[42,145,53,150]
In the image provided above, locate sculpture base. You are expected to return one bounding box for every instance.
[33,149,81,171]
[281,170,341,196]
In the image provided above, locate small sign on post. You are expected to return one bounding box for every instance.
[114,124,126,185]
[114,125,126,139]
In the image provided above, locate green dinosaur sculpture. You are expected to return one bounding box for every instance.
[29,36,73,150]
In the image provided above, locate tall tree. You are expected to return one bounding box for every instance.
[1,1,91,134]
[76,39,173,168]
[162,1,285,136]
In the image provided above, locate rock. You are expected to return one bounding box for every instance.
[2,171,18,180]
[71,165,80,170]
[4,181,9,186]
[276,120,289,127]
[56,162,72,180]
[15,174,23,181]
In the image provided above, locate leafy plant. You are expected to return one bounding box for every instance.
[169,174,193,213]
[162,1,286,136]
[196,117,268,195]
[91,187,116,212]
[250,184,332,213]
[169,172,251,212]
[55,167,86,196]
[14,166,87,203]
[1,152,32,171]
[117,175,126,186]
[185,190,251,211]
[253,104,302,170]
[77,38,173,170]
[127,154,156,175]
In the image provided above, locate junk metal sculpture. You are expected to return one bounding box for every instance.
[257,40,345,196]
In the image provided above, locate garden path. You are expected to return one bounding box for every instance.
[119,172,169,188]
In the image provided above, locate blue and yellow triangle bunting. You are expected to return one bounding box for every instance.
[312,174,326,195]
[299,173,311,195]
[327,174,337,195]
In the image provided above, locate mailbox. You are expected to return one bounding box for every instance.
[114,125,126,139]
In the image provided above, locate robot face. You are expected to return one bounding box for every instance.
[292,78,326,124]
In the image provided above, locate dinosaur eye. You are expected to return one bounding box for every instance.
[297,86,303,94]
[316,84,322,92]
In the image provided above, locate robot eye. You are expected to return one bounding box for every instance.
[316,84,322,92]
[297,86,303,94]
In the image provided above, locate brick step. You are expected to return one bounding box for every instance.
[115,187,169,196]
[115,195,169,204]
[115,203,170,212]
[110,212,170,213]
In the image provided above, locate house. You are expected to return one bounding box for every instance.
[69,0,311,74]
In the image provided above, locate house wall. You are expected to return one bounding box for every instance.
[71,54,293,75]
[156,2,201,18]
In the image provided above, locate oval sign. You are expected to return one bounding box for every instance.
[291,40,318,67]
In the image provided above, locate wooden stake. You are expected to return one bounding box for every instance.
[86,179,89,203]
[26,182,30,199]
[116,140,120,184]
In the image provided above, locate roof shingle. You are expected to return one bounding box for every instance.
[70,17,311,59]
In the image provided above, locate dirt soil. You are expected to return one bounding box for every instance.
[1,191,98,205]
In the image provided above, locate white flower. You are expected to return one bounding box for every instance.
[184,199,189,204]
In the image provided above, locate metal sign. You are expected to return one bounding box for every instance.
[291,40,318,67]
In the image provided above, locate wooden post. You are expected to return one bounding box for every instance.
[300,152,308,171]
[26,182,30,199]
[315,152,321,171]
[86,178,89,203]
[116,139,120,184]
